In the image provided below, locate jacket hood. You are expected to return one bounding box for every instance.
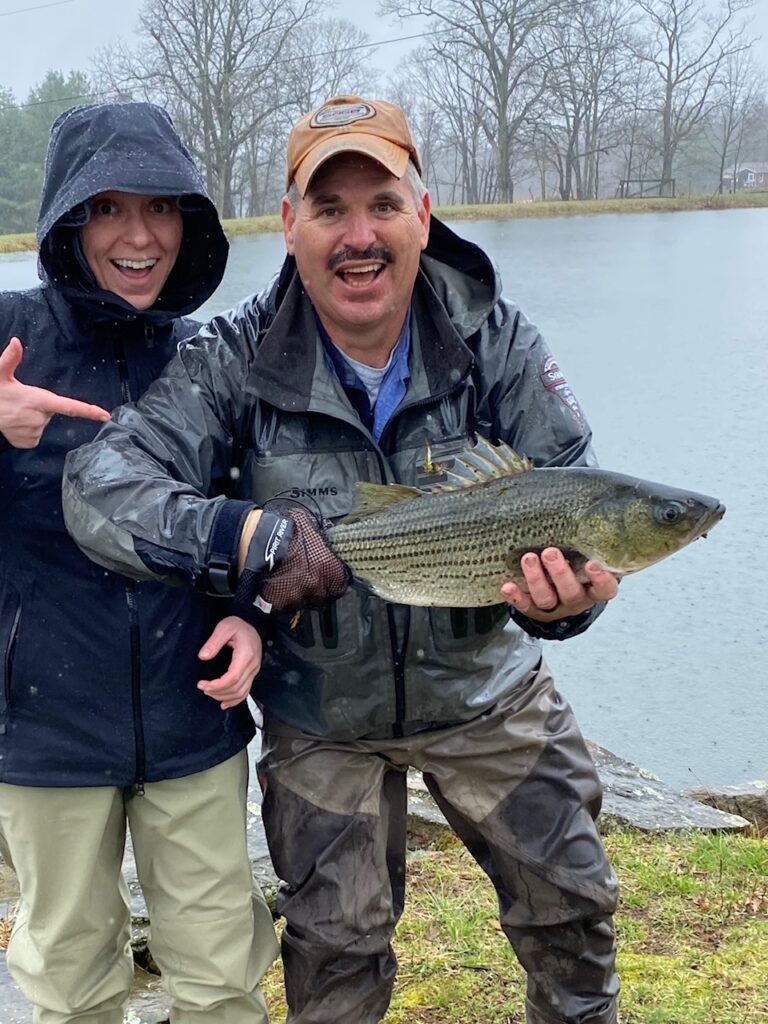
[37,101,228,321]
[270,214,500,340]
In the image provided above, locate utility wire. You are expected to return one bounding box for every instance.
[0,0,76,17]
[1,27,446,113]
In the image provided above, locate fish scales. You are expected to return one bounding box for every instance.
[329,470,613,606]
[326,442,725,609]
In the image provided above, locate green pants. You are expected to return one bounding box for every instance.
[0,750,277,1023]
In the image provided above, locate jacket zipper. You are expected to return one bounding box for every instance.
[125,582,145,797]
[292,363,474,735]
[2,602,21,712]
[376,372,473,735]
[376,362,474,452]
[387,605,408,738]
[115,333,147,796]
[353,430,411,734]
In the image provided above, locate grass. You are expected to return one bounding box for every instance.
[0,232,37,253]
[1,828,766,1020]
[2,192,767,254]
[254,828,768,1024]
[431,191,768,222]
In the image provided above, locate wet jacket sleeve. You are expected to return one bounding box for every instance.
[63,309,260,594]
[477,300,606,641]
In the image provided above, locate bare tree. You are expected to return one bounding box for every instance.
[536,2,639,199]
[613,72,660,193]
[278,18,377,116]
[392,41,496,204]
[386,72,453,202]
[237,18,377,215]
[631,0,754,195]
[92,0,324,217]
[380,0,566,203]
[706,48,764,192]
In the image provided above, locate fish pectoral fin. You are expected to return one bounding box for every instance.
[562,551,590,582]
[343,481,424,523]
[504,548,591,584]
[504,548,538,581]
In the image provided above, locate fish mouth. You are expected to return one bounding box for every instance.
[697,501,726,540]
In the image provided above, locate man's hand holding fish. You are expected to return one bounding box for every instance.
[501,547,620,622]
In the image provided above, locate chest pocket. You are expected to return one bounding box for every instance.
[237,447,369,521]
[427,604,509,652]
[235,411,381,520]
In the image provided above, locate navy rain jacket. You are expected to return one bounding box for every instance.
[0,102,255,787]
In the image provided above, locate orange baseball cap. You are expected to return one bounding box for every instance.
[286,95,422,196]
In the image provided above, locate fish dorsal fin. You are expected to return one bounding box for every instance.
[343,481,424,523]
[423,437,533,492]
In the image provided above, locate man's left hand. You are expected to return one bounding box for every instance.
[197,615,262,710]
[501,548,619,623]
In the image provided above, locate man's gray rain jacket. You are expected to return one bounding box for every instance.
[0,101,254,787]
[64,215,604,741]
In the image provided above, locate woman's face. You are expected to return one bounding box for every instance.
[79,191,183,310]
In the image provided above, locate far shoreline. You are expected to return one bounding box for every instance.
[2,191,767,255]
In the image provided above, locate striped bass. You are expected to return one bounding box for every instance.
[326,438,725,607]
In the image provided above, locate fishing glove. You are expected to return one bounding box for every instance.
[234,502,350,614]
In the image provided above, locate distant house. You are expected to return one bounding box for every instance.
[721,162,768,192]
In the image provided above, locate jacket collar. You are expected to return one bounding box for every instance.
[247,267,474,414]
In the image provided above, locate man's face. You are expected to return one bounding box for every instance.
[80,191,183,310]
[282,154,430,356]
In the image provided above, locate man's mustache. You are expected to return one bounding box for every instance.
[328,247,394,272]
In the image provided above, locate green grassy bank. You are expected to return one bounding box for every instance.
[2,826,766,1019]
[2,192,767,254]
[0,232,36,254]
[220,191,768,238]
[257,828,768,1023]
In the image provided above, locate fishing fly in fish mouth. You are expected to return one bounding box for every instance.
[326,436,725,608]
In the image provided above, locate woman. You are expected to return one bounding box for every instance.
[0,102,276,1023]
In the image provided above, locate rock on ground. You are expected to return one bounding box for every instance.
[684,779,768,831]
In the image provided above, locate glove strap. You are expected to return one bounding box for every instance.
[233,511,294,613]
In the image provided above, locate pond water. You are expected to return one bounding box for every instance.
[3,208,766,790]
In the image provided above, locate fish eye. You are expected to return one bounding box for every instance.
[654,501,686,525]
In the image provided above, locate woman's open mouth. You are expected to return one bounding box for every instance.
[112,258,159,279]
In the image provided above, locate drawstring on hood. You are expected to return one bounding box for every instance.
[36,101,228,323]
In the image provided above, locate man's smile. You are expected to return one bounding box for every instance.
[336,262,386,287]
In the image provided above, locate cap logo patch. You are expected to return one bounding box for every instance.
[310,103,376,129]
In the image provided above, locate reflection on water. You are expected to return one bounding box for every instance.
[3,209,766,788]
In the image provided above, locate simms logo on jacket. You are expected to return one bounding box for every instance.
[288,486,339,499]
[540,356,586,427]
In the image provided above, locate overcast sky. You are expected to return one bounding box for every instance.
[2,0,767,103]
[1,0,426,99]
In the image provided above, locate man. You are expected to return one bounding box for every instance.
[64,96,621,1024]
